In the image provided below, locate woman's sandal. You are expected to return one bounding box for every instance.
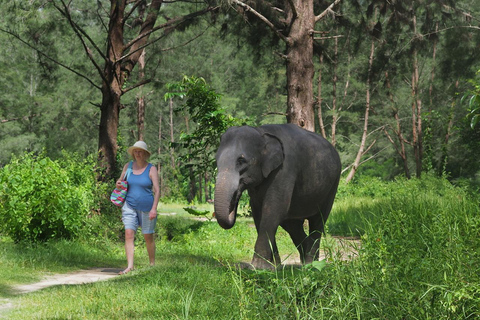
[118,267,133,275]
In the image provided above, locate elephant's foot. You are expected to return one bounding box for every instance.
[251,253,280,270]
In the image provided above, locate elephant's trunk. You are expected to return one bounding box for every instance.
[214,171,242,229]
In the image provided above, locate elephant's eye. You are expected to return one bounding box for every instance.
[236,156,248,173]
[236,156,247,165]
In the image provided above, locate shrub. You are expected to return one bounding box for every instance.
[158,216,203,241]
[0,152,96,243]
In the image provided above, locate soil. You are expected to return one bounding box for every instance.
[0,268,121,316]
[13,268,121,294]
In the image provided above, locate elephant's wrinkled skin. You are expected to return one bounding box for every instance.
[214,124,341,269]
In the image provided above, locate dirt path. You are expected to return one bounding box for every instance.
[13,268,121,294]
[0,268,121,316]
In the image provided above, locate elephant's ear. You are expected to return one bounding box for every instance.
[261,133,284,178]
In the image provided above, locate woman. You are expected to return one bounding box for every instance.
[116,141,160,275]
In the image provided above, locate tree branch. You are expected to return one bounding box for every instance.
[359,146,388,167]
[315,0,341,23]
[314,35,344,40]
[122,79,152,94]
[420,25,480,38]
[0,27,101,90]
[55,0,107,85]
[1,115,38,124]
[160,27,209,52]
[122,6,219,55]
[286,0,297,21]
[230,0,290,44]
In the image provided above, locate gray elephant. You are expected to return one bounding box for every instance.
[214,123,341,269]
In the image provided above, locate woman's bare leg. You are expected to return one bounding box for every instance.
[120,228,135,274]
[144,233,156,266]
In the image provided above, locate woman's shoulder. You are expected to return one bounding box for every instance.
[148,163,157,172]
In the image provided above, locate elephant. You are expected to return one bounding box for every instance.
[214,123,341,269]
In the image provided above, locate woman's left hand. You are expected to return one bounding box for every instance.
[149,209,157,220]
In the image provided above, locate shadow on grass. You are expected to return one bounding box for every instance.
[0,239,124,271]
[0,284,17,298]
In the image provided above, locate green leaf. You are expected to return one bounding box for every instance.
[308,260,327,272]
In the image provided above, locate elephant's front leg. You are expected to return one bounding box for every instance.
[251,222,281,270]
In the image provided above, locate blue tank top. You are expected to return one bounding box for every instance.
[126,162,153,211]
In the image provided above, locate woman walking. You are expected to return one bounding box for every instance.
[116,141,160,275]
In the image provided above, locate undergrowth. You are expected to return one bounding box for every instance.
[0,174,479,319]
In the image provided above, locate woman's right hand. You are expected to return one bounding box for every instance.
[116,180,123,188]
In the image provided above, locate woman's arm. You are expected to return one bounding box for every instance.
[149,165,160,220]
[115,163,129,188]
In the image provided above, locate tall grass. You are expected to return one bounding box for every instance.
[228,175,480,319]
[1,175,479,319]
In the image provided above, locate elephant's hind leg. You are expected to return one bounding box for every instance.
[281,219,312,264]
[305,214,329,264]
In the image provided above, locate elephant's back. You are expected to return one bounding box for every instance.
[260,123,340,171]
[262,124,341,204]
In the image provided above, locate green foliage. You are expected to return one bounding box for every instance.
[183,206,213,220]
[157,216,203,241]
[0,152,96,243]
[231,175,480,319]
[166,76,250,177]
[463,69,480,129]
[1,177,479,319]
[355,176,480,318]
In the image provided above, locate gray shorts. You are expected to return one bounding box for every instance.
[121,202,157,234]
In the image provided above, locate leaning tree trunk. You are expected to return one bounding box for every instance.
[346,39,375,183]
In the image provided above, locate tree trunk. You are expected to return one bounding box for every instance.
[198,173,203,202]
[169,97,176,170]
[137,49,146,141]
[346,39,375,183]
[188,168,197,203]
[317,40,327,139]
[429,22,438,108]
[438,80,458,173]
[285,0,315,132]
[97,1,126,179]
[97,0,163,180]
[330,32,339,146]
[204,172,209,202]
[411,13,423,178]
[384,71,410,179]
[230,0,340,133]
[158,114,164,197]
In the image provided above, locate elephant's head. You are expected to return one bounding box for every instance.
[214,126,284,229]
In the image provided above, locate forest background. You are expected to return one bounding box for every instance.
[1,0,480,204]
[1,2,480,317]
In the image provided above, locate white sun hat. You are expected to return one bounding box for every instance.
[127,141,151,158]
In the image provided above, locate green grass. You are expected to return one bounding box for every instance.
[1,175,479,319]
[159,202,214,217]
